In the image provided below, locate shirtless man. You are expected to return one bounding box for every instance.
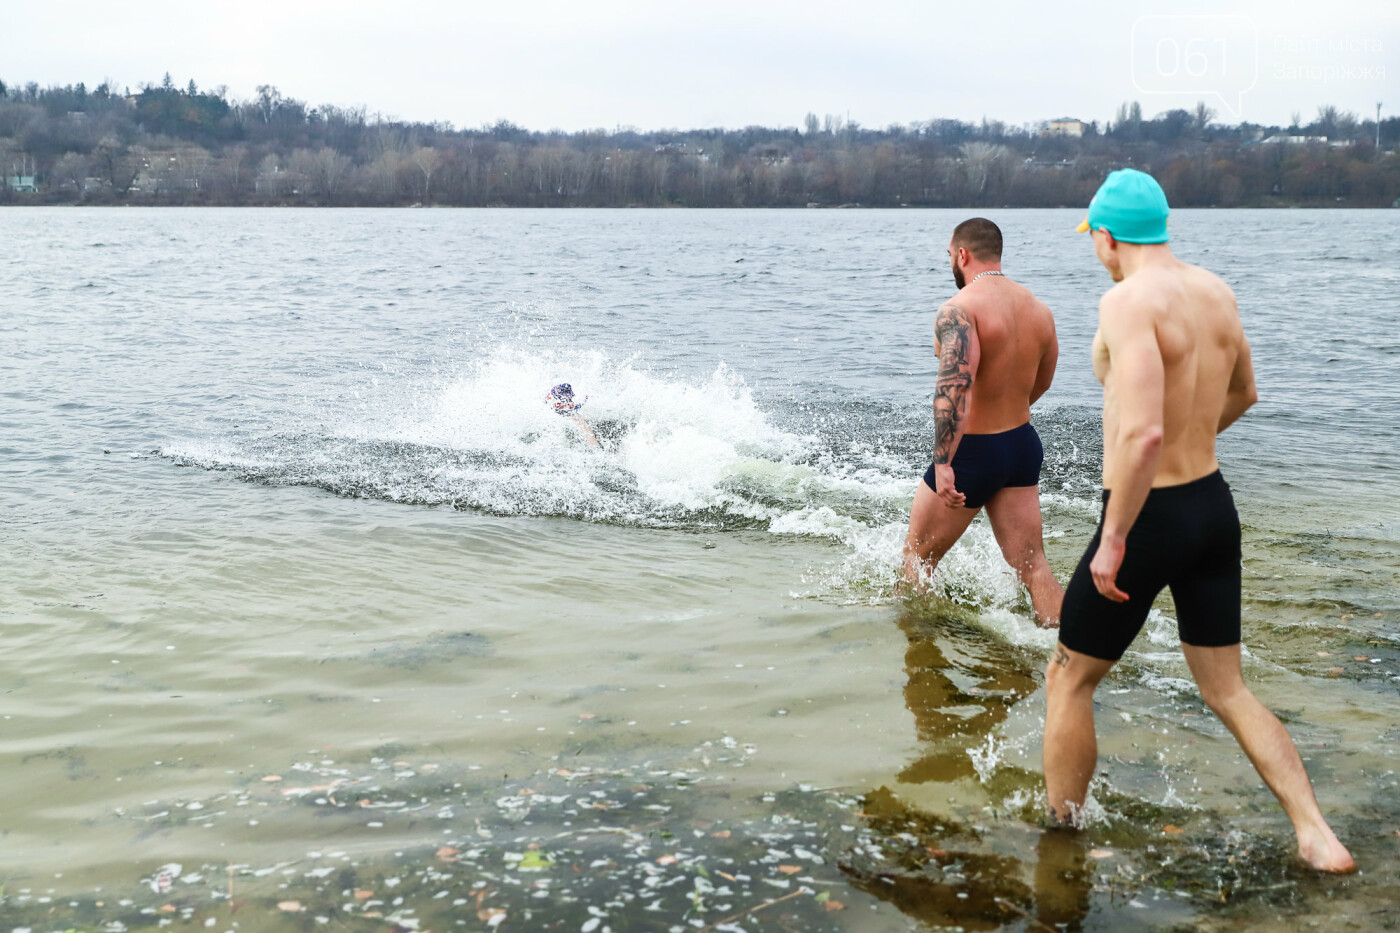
[1044,169,1353,872]
[902,218,1063,627]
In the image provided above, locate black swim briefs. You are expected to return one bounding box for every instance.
[1059,470,1242,661]
[922,421,1044,510]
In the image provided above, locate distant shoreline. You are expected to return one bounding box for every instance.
[4,80,1397,210]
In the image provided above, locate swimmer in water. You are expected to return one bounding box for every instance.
[546,383,600,448]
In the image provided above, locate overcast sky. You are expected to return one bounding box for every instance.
[3,0,1395,132]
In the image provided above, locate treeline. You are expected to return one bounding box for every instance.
[2,76,1399,208]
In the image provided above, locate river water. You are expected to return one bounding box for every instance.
[2,207,1399,931]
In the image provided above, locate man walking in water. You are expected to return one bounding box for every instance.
[902,218,1063,628]
[1044,169,1353,872]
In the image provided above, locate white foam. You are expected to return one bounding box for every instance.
[930,523,1023,608]
[1138,673,1198,697]
[621,424,745,511]
[1038,491,1103,518]
[768,506,865,540]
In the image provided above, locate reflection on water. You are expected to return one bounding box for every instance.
[843,786,1034,930]
[1033,830,1092,930]
[839,604,1096,932]
[895,607,1039,786]
[838,593,1400,933]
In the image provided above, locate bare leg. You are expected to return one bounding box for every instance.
[572,414,600,448]
[1043,642,1114,821]
[985,484,1064,627]
[901,479,979,590]
[1181,643,1355,872]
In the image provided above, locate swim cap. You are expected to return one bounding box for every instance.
[547,383,585,414]
[1075,168,1170,244]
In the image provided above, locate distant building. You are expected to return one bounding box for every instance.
[4,175,38,192]
[1262,134,1329,145]
[1045,118,1090,138]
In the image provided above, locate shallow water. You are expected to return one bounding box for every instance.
[2,207,1399,931]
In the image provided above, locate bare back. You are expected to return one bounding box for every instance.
[1093,260,1247,486]
[941,278,1058,434]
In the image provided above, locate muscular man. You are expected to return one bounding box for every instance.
[1044,169,1353,872]
[902,218,1063,627]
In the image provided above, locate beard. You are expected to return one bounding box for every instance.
[952,263,966,290]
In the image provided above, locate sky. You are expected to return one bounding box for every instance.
[2,0,1396,132]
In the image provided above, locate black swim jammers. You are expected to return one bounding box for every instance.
[922,421,1044,510]
[1059,470,1242,661]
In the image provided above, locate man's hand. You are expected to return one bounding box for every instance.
[1090,533,1129,602]
[933,463,965,508]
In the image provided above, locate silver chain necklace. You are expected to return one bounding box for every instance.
[970,270,1005,283]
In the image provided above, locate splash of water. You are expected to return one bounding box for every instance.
[164,343,1102,629]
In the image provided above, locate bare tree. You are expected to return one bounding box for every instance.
[959,142,1011,201]
[93,137,140,195]
[409,146,441,202]
[290,147,352,201]
[216,145,254,198]
[256,153,287,198]
[1193,101,1216,133]
[53,151,90,199]
[1335,109,1359,140]
[368,148,405,200]
[1313,105,1357,140]
[255,85,282,124]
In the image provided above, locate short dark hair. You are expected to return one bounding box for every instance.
[950,218,1003,262]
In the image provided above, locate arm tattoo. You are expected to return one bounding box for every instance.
[933,302,973,465]
[1052,645,1070,667]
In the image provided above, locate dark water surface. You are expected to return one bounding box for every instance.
[2,207,1399,931]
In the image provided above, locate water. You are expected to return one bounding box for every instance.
[2,207,1399,931]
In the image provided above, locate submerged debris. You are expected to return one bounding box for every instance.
[0,738,1368,932]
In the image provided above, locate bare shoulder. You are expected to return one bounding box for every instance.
[934,298,975,335]
[1012,282,1057,341]
[1007,277,1047,308]
[1097,279,1164,344]
[1025,285,1055,326]
[935,291,978,324]
[1181,263,1244,341]
[1184,261,1237,303]
[1098,277,1156,316]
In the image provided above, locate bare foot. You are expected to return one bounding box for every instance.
[895,567,927,597]
[1297,824,1356,873]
